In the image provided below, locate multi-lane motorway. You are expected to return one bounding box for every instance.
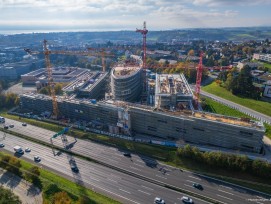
[0,131,209,204]
[1,118,271,204]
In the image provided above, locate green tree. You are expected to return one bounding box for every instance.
[24,166,40,183]
[7,157,22,176]
[0,186,21,204]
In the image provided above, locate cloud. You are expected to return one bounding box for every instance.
[191,0,271,7]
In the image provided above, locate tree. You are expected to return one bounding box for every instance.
[0,186,21,204]
[53,191,72,204]
[7,157,22,176]
[24,166,40,183]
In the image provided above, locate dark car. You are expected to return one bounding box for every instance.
[34,156,41,162]
[193,183,203,190]
[0,143,4,148]
[9,124,14,128]
[123,153,131,157]
[69,159,79,173]
[22,123,27,126]
[4,125,8,129]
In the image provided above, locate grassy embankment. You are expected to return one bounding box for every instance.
[202,82,271,139]
[0,151,120,204]
[1,109,271,194]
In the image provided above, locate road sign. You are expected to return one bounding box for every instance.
[51,127,69,139]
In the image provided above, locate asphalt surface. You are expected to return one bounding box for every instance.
[1,119,271,204]
[0,168,42,204]
[0,132,209,204]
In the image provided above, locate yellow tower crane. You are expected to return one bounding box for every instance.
[24,40,115,119]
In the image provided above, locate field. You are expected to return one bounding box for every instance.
[202,82,271,117]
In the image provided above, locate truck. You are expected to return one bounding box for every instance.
[14,146,24,154]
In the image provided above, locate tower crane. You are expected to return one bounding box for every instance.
[136,21,149,102]
[194,51,203,108]
[24,40,115,118]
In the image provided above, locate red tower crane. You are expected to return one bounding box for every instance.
[195,51,203,108]
[136,21,148,69]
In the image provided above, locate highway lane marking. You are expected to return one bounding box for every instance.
[138,189,151,195]
[256,202,264,204]
[130,166,141,171]
[216,194,233,200]
[184,184,193,188]
[110,174,121,179]
[92,184,140,204]
[114,153,124,157]
[133,163,144,168]
[107,178,118,183]
[186,180,195,183]
[219,185,232,190]
[90,177,100,182]
[218,189,234,195]
[119,188,131,194]
[141,185,154,191]
[188,175,201,180]
[155,174,167,179]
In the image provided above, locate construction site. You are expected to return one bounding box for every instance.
[18,22,265,154]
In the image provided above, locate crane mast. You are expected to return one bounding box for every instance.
[195,51,203,108]
[43,40,59,118]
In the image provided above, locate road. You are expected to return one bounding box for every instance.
[1,119,271,204]
[0,132,209,204]
[0,168,42,204]
[200,90,271,125]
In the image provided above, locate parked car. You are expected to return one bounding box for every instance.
[181,196,193,204]
[154,197,165,204]
[22,123,27,126]
[0,143,5,148]
[193,183,203,190]
[34,156,41,162]
[25,147,31,152]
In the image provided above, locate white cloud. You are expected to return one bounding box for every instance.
[191,0,271,7]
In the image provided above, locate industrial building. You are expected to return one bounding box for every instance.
[111,64,142,102]
[0,59,43,80]
[20,92,265,154]
[63,71,109,99]
[21,67,88,87]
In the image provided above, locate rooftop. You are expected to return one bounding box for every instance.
[113,65,141,78]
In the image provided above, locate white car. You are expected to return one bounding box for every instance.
[181,196,193,204]
[25,147,31,152]
[154,197,165,204]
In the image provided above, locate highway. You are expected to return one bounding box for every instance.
[0,131,209,204]
[1,119,271,204]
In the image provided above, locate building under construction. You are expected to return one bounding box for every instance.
[20,88,265,153]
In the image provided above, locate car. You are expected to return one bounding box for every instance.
[22,123,27,126]
[154,197,165,204]
[9,124,14,128]
[34,156,41,162]
[181,196,193,204]
[4,125,8,129]
[25,147,31,152]
[123,152,131,157]
[0,143,4,148]
[69,159,79,173]
[193,183,203,190]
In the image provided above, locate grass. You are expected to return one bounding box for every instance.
[252,59,271,72]
[2,110,271,195]
[202,82,271,117]
[0,152,120,204]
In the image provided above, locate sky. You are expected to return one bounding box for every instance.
[0,0,270,33]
